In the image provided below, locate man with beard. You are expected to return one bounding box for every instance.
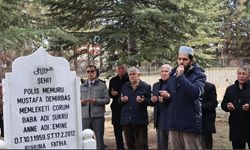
[167,46,206,149]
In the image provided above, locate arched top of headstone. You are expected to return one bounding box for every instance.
[12,46,70,73]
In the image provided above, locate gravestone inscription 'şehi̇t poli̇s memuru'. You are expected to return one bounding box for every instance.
[2,47,82,149]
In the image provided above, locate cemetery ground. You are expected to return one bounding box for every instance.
[103,112,231,149]
[0,114,232,149]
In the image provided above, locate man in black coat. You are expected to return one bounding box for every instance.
[201,81,218,149]
[108,64,129,150]
[221,66,250,149]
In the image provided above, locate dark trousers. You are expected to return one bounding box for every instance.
[157,129,168,150]
[82,117,105,150]
[123,124,148,150]
[232,141,250,150]
[113,123,125,149]
[201,134,213,149]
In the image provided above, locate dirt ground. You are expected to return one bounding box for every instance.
[102,74,235,149]
[104,115,232,149]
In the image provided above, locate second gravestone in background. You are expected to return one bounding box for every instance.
[2,47,82,149]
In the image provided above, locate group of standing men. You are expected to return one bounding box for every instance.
[80,45,250,149]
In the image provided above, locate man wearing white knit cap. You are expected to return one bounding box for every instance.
[167,46,206,149]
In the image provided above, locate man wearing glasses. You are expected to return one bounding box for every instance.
[80,65,110,150]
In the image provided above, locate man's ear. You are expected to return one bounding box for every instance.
[190,58,196,65]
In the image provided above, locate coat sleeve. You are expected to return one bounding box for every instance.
[119,84,126,106]
[149,83,158,106]
[145,84,152,106]
[80,84,87,106]
[177,72,206,100]
[202,84,218,111]
[108,78,116,98]
[95,84,110,105]
[221,87,231,112]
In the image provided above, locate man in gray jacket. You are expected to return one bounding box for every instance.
[81,65,110,149]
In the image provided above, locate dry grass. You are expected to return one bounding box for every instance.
[104,115,231,149]
[214,116,231,149]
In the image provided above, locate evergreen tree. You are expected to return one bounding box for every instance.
[176,0,229,67]
[222,0,250,59]
[0,0,49,68]
[41,0,195,69]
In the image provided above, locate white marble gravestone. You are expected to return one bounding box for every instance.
[2,47,82,149]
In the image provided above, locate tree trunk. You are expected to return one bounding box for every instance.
[126,0,137,66]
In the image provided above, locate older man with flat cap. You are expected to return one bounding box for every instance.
[166,46,206,149]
